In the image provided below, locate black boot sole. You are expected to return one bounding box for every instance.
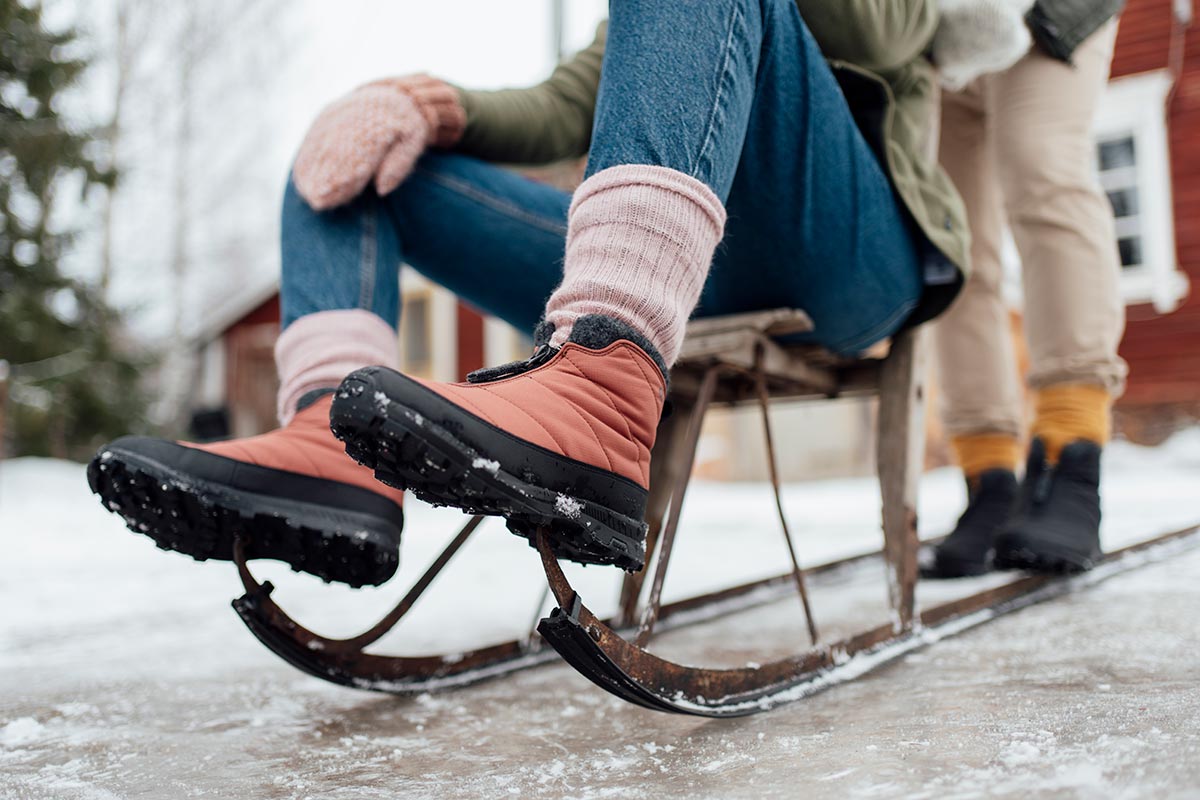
[329,371,647,572]
[993,535,1101,574]
[919,547,993,579]
[87,439,403,588]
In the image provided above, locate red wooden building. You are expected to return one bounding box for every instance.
[1107,0,1199,440]
[195,280,499,439]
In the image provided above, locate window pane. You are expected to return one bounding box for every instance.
[1099,136,1136,172]
[1106,186,1139,218]
[1118,236,1143,268]
[403,296,431,365]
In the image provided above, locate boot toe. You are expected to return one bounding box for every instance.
[88,435,403,587]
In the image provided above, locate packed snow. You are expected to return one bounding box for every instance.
[2,431,1199,798]
[471,458,500,476]
[553,494,583,520]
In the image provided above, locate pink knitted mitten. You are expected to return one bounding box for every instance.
[293,82,431,211]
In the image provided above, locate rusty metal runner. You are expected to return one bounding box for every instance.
[230,516,1200,703]
[535,523,1200,716]
[230,516,888,693]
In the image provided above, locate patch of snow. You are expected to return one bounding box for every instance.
[373,391,390,414]
[555,494,583,519]
[471,457,500,476]
[0,717,45,748]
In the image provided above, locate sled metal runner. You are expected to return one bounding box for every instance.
[230,514,1200,705]
[534,525,1200,716]
[229,308,1200,713]
[229,513,890,693]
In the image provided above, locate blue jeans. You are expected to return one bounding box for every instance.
[281,0,922,355]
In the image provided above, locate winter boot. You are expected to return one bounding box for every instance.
[921,469,1017,578]
[87,392,406,587]
[88,309,407,587]
[994,437,1104,573]
[330,315,667,571]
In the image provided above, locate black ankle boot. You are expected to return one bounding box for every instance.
[921,469,1017,579]
[994,437,1103,573]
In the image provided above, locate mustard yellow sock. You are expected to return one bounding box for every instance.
[1032,383,1111,463]
[951,433,1021,479]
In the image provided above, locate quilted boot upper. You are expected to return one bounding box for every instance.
[413,337,666,490]
[193,393,405,505]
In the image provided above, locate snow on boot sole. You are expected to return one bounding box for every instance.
[329,371,648,572]
[87,439,403,588]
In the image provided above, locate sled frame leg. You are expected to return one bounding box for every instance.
[634,365,720,647]
[876,327,927,631]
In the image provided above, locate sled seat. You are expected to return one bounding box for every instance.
[619,307,927,633]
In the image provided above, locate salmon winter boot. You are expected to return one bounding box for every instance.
[87,310,406,587]
[332,315,668,570]
[331,165,727,570]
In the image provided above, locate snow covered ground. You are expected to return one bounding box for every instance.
[2,432,1199,798]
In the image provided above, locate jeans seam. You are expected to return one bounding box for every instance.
[416,167,568,236]
[692,2,743,183]
[828,297,919,356]
[358,202,378,311]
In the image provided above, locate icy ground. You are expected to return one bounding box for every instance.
[2,432,1199,799]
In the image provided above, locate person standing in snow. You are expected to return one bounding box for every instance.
[922,0,1128,577]
[90,0,971,582]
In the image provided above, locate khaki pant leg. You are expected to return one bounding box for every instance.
[990,22,1128,395]
[933,84,1025,438]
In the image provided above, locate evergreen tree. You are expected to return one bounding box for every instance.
[0,0,151,459]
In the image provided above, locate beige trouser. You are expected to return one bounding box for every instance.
[934,22,1128,438]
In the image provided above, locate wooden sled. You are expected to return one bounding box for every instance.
[231,308,1200,715]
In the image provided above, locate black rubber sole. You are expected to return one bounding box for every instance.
[329,374,647,571]
[919,546,994,579]
[994,536,1101,574]
[87,444,402,588]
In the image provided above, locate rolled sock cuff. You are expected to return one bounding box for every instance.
[1031,382,1111,463]
[275,309,400,425]
[951,432,1021,478]
[545,165,726,366]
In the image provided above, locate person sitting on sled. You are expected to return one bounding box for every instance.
[91,0,973,585]
[922,0,1127,578]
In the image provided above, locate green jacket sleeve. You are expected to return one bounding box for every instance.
[453,22,606,164]
[792,0,937,75]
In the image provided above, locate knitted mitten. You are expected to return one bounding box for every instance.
[293,75,465,211]
[933,0,1036,90]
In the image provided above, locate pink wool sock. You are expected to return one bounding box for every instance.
[275,309,400,425]
[545,165,727,366]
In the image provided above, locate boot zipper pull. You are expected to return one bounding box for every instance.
[466,344,557,384]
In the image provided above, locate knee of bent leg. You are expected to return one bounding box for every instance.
[995,121,1097,211]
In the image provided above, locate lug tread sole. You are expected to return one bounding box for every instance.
[330,378,646,572]
[86,452,398,588]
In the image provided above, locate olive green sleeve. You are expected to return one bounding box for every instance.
[453,22,606,165]
[793,0,937,75]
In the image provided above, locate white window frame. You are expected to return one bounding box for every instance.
[1092,70,1189,313]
